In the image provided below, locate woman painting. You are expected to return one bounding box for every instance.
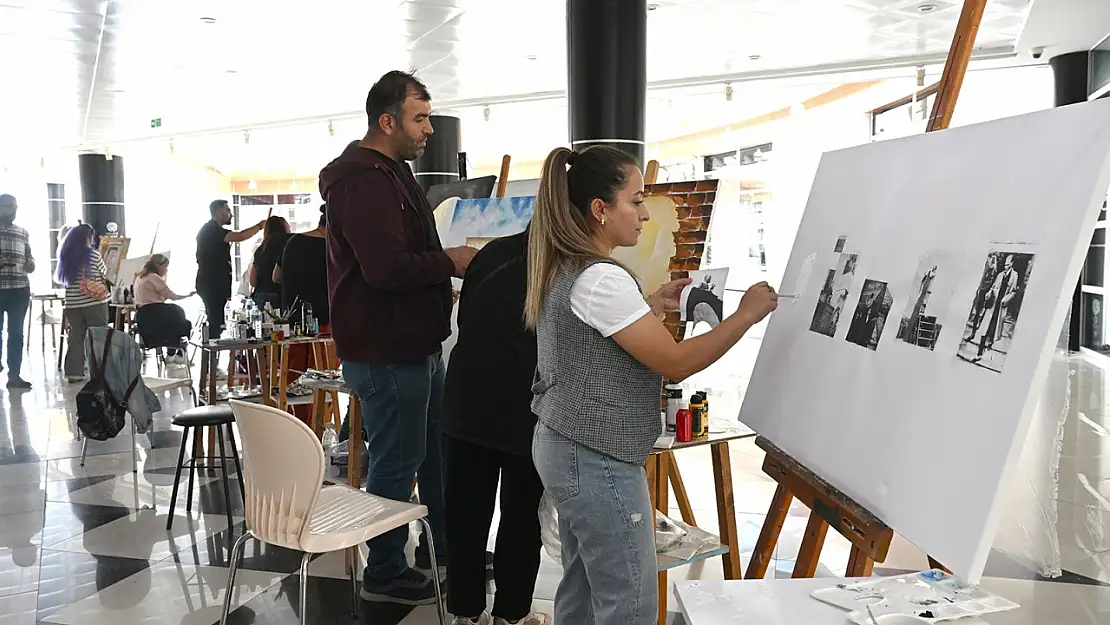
[249,215,290,310]
[525,146,778,624]
[57,224,111,383]
[133,254,194,364]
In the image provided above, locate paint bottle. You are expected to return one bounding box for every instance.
[664,384,683,433]
[699,390,710,434]
[676,408,692,443]
[690,393,706,438]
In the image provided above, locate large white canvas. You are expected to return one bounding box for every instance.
[738,100,1110,583]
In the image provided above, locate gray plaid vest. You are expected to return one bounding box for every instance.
[531,259,663,465]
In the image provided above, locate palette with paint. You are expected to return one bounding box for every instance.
[811,570,1018,624]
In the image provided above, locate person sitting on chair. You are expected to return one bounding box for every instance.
[133,254,194,365]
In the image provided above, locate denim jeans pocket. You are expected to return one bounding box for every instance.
[533,426,580,503]
[341,362,379,399]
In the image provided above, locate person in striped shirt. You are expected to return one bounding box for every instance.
[0,194,34,389]
[56,224,110,383]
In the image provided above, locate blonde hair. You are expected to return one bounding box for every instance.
[524,145,639,328]
[139,253,170,278]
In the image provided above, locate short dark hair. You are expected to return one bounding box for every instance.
[209,199,229,216]
[366,70,431,133]
[319,204,327,228]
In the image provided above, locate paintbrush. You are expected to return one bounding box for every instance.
[726,288,798,300]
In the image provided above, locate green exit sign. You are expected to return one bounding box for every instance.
[150,118,162,128]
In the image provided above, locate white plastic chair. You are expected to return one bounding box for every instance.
[221,400,446,625]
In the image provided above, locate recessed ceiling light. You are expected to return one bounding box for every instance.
[917,3,938,12]
[200,16,217,24]
[225,69,238,74]
[647,3,660,11]
[748,54,761,61]
[525,55,538,61]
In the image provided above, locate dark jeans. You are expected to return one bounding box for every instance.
[444,434,544,621]
[198,290,228,336]
[0,287,29,379]
[341,354,447,583]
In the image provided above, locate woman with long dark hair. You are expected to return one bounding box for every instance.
[133,254,194,364]
[249,215,290,309]
[525,146,778,624]
[57,223,111,383]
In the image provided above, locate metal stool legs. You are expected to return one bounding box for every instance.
[166,425,191,530]
[216,426,235,540]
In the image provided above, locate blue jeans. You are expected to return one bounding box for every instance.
[532,423,657,625]
[342,355,448,582]
[0,287,30,379]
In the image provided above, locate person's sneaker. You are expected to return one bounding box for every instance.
[452,613,491,625]
[493,614,551,625]
[414,549,448,580]
[359,568,437,605]
[6,378,31,390]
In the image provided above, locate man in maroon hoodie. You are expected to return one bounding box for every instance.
[320,70,477,605]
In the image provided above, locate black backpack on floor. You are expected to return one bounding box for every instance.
[76,329,138,441]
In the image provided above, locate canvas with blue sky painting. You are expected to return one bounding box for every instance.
[444,196,535,248]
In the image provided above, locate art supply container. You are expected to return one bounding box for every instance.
[690,393,706,437]
[676,408,692,443]
[664,384,683,432]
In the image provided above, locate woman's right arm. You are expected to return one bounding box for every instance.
[612,285,778,382]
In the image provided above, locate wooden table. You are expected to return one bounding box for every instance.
[265,336,335,412]
[674,577,1110,625]
[28,293,63,351]
[192,339,272,460]
[647,420,755,625]
[113,302,136,333]
[298,374,362,491]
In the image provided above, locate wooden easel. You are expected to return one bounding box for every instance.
[744,0,983,580]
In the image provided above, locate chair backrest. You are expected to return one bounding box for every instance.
[229,399,325,550]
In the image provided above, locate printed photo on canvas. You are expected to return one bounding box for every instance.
[680,267,729,329]
[834,236,847,253]
[895,253,956,351]
[810,253,859,337]
[845,279,893,351]
[956,251,1035,373]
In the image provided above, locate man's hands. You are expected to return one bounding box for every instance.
[445,246,479,278]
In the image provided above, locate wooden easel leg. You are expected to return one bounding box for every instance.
[847,546,875,577]
[654,453,670,625]
[347,396,363,489]
[710,442,742,579]
[927,556,951,573]
[666,451,697,526]
[746,484,793,579]
[791,512,830,578]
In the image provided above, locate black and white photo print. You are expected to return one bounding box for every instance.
[846,279,893,350]
[957,250,1036,372]
[895,253,956,350]
[810,253,858,337]
[681,267,729,328]
[834,236,847,253]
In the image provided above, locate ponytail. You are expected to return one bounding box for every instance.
[524,145,639,329]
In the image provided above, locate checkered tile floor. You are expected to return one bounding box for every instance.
[1,350,1109,625]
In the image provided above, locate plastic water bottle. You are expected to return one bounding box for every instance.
[321,423,340,480]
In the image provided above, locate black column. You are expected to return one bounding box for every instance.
[412,114,461,192]
[567,0,647,166]
[78,153,125,236]
[46,183,66,286]
[1050,52,1090,352]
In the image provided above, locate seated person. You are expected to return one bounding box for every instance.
[274,205,329,328]
[133,254,194,364]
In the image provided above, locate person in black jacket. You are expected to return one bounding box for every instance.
[442,227,548,625]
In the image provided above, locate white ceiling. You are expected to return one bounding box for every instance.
[0,0,1041,156]
[1018,0,1110,58]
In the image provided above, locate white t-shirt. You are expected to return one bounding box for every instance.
[570,264,652,337]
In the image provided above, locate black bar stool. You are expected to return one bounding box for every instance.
[166,405,245,537]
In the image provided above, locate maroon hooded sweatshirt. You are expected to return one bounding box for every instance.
[319,141,454,363]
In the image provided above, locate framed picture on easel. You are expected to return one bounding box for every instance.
[98,236,129,284]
